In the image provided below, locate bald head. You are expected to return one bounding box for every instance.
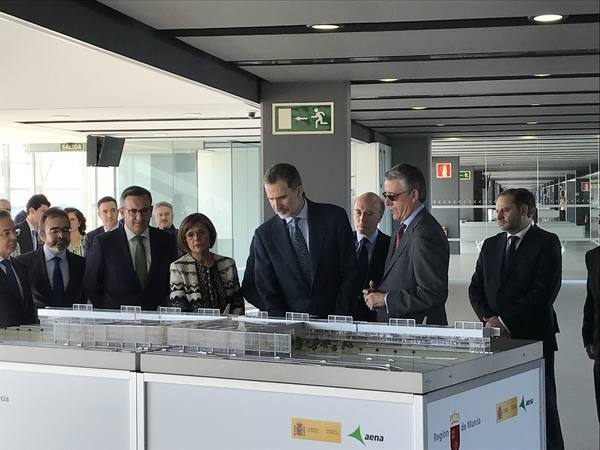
[0,199,10,212]
[353,192,385,236]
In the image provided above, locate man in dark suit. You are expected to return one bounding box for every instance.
[16,208,85,309]
[469,188,564,450]
[0,210,36,327]
[364,164,449,325]
[583,245,600,422]
[352,192,390,322]
[245,163,358,318]
[84,186,178,310]
[82,196,119,256]
[16,194,50,254]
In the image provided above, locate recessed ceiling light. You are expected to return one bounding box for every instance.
[378,78,398,82]
[521,135,538,139]
[534,73,550,77]
[446,137,461,141]
[533,14,564,23]
[412,106,427,110]
[526,121,538,125]
[531,103,541,106]
[436,123,445,127]
[308,24,340,30]
[51,114,71,119]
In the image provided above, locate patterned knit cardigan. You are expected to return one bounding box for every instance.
[168,253,244,315]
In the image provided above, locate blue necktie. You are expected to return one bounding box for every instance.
[357,238,370,288]
[31,230,38,250]
[290,218,311,285]
[51,256,64,305]
[1,258,21,299]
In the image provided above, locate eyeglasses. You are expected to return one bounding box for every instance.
[123,207,153,217]
[382,191,410,201]
[47,227,71,235]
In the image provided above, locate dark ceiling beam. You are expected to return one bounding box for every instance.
[372,121,600,129]
[164,14,599,36]
[351,73,599,85]
[386,127,600,135]
[351,90,600,101]
[235,49,599,66]
[20,117,260,124]
[358,113,599,122]
[0,0,260,102]
[352,102,600,112]
[351,121,390,145]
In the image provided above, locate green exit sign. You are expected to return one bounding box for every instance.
[459,170,472,180]
[272,102,334,135]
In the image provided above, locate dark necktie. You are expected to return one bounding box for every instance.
[502,235,519,278]
[51,256,65,305]
[1,258,21,299]
[31,230,38,250]
[395,224,407,249]
[357,238,370,287]
[290,217,311,284]
[134,235,148,287]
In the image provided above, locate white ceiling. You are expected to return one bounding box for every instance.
[0,13,260,144]
[0,1,598,178]
[100,0,599,141]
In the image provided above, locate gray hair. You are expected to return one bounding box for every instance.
[154,201,173,212]
[384,163,427,203]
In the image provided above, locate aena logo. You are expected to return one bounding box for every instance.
[520,395,534,412]
[348,425,384,446]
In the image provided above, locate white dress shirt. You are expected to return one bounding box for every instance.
[124,226,151,270]
[285,200,310,251]
[43,245,69,291]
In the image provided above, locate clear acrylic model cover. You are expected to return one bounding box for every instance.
[1,305,500,372]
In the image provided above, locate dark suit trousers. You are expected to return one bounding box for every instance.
[544,351,564,450]
[595,359,600,423]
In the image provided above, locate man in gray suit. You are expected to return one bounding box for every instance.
[363,164,449,324]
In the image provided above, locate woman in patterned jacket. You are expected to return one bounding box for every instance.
[169,213,244,315]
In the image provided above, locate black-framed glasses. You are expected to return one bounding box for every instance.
[382,191,410,201]
[123,207,153,217]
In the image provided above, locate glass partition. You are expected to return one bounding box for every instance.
[0,138,261,276]
[431,134,599,279]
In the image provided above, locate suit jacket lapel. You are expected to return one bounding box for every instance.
[148,228,158,279]
[499,225,537,284]
[0,261,21,299]
[495,233,508,287]
[307,202,325,287]
[118,227,140,285]
[36,249,54,299]
[382,210,424,280]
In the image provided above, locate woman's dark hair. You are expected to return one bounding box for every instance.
[64,207,87,235]
[177,213,217,253]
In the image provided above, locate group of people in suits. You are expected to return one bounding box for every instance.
[239,162,596,449]
[0,161,598,444]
